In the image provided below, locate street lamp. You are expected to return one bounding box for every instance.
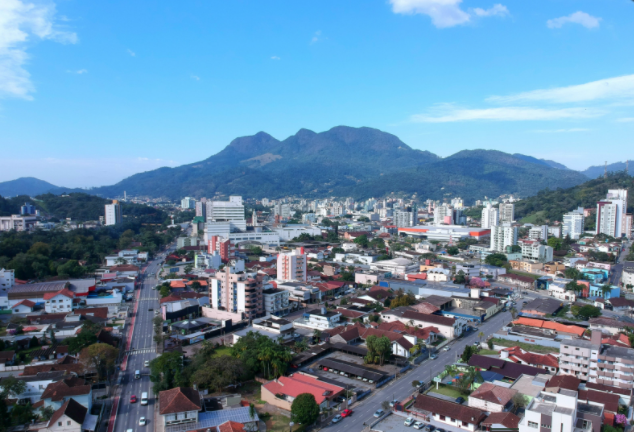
[289,422,294,432]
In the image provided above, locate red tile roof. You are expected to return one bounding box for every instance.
[218,421,245,432]
[43,288,75,300]
[602,333,631,347]
[263,373,344,405]
[41,377,91,401]
[401,310,456,327]
[409,302,440,314]
[483,412,520,429]
[170,280,186,288]
[74,307,108,319]
[502,346,559,368]
[12,299,35,308]
[48,398,87,427]
[513,317,585,337]
[469,383,517,406]
[578,389,619,413]
[159,387,201,415]
[545,375,580,391]
[413,395,487,424]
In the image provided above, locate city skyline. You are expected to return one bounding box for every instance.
[1,0,633,187]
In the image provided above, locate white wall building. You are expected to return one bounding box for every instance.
[562,207,585,240]
[369,257,419,275]
[205,196,245,222]
[394,210,413,228]
[481,203,499,229]
[490,224,518,252]
[0,214,38,232]
[272,225,322,241]
[499,203,515,223]
[277,248,307,282]
[263,288,291,316]
[518,240,554,263]
[104,200,122,226]
[181,197,196,209]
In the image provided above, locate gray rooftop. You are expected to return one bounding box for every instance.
[601,345,634,358]
[562,339,597,349]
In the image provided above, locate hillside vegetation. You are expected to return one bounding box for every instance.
[514,172,634,224]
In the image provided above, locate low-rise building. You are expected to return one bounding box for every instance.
[467,382,517,413]
[369,257,419,275]
[380,307,467,338]
[293,307,342,330]
[40,398,97,432]
[261,372,344,411]
[159,387,201,427]
[412,395,487,432]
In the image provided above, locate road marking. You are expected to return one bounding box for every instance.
[128,349,154,354]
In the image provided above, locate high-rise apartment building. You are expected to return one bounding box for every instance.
[105,200,122,226]
[394,210,413,228]
[518,239,553,262]
[208,235,234,262]
[195,200,207,218]
[499,203,515,223]
[277,248,307,282]
[20,202,36,215]
[481,203,499,229]
[433,204,453,225]
[181,197,196,209]
[563,207,585,240]
[490,224,518,252]
[209,260,264,320]
[528,225,548,241]
[596,189,628,237]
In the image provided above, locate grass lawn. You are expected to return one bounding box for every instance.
[520,211,546,224]
[509,270,541,281]
[427,384,467,399]
[478,349,499,356]
[212,345,232,357]
[265,413,305,432]
[491,338,558,354]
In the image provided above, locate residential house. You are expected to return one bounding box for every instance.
[261,372,344,411]
[159,387,202,427]
[468,355,548,380]
[380,307,467,339]
[497,274,536,290]
[12,299,36,313]
[588,317,634,335]
[500,346,559,372]
[40,377,92,410]
[293,307,342,330]
[40,398,97,432]
[482,412,521,431]
[44,289,76,313]
[467,382,517,413]
[412,395,487,432]
[606,297,634,312]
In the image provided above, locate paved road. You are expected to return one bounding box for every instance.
[113,247,174,432]
[322,309,513,432]
[610,240,630,286]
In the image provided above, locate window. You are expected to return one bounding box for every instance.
[462,422,469,427]
[451,418,456,423]
[528,422,539,429]
[58,423,62,427]
[68,421,71,426]
[541,424,551,429]
[439,415,446,421]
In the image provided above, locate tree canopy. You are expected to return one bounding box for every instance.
[291,393,320,426]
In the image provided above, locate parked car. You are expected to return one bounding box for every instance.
[430,354,438,360]
[425,425,435,432]
[455,397,465,404]
[413,422,425,430]
[332,415,342,424]
[374,410,384,418]
[473,341,479,346]
[404,418,415,427]
[341,409,353,417]
[389,399,399,407]
[436,428,445,432]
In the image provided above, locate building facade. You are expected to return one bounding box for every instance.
[277,248,307,282]
[104,200,121,226]
[563,207,585,240]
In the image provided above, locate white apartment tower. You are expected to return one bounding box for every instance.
[394,210,413,228]
[481,203,499,229]
[206,196,245,222]
[181,197,196,209]
[563,207,585,240]
[596,189,628,237]
[277,248,307,282]
[490,224,518,252]
[499,203,515,223]
[105,200,122,226]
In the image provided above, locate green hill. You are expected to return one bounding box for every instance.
[514,172,634,224]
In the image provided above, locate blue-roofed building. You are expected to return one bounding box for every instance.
[587,284,620,300]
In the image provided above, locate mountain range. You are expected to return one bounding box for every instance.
[0,126,630,202]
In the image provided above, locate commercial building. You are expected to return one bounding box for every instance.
[369,257,419,275]
[490,224,518,252]
[481,203,499,229]
[293,307,342,330]
[104,200,122,226]
[563,207,585,240]
[596,189,628,238]
[398,225,491,242]
[277,247,307,282]
[262,288,291,316]
[622,261,634,287]
[0,214,38,232]
[195,200,206,219]
[394,209,413,227]
[205,195,245,222]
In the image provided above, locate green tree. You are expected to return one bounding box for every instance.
[150,351,185,394]
[291,393,320,425]
[510,245,522,253]
[487,339,494,350]
[40,406,55,421]
[564,267,580,280]
[160,285,171,298]
[485,253,508,267]
[79,343,118,381]
[0,375,27,398]
[599,284,613,299]
[67,330,98,354]
[353,235,369,248]
[454,270,466,284]
[339,297,348,305]
[574,305,602,320]
[447,246,459,256]
[29,336,39,348]
[461,345,477,362]
[10,402,34,426]
[412,380,421,388]
[547,237,563,251]
[512,394,528,410]
[191,356,245,392]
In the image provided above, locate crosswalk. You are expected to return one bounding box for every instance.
[138,298,158,301]
[128,349,154,355]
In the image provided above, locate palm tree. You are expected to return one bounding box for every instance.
[509,307,518,321]
[600,284,612,299]
[313,329,322,342]
[478,331,485,343]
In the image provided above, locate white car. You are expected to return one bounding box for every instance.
[332,415,342,424]
[139,418,146,426]
[442,346,450,351]
[404,418,415,427]
[414,422,425,430]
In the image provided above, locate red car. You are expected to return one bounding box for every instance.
[341,409,353,417]
[130,395,137,403]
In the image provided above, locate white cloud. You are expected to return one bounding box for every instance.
[191,75,200,81]
[389,0,470,28]
[410,104,604,122]
[0,0,77,99]
[310,30,322,44]
[270,56,280,60]
[529,128,590,133]
[487,74,634,104]
[616,117,634,123]
[389,0,509,28]
[472,4,509,17]
[127,49,136,57]
[547,11,601,29]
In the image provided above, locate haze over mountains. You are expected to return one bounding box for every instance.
[0,126,630,202]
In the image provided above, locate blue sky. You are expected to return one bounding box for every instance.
[1,0,633,187]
